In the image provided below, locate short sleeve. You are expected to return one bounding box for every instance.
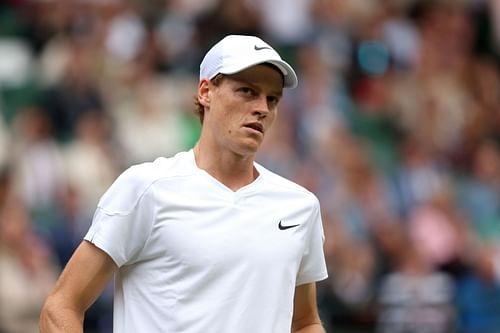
[296,198,328,285]
[84,165,156,267]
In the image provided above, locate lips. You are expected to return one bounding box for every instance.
[244,122,263,133]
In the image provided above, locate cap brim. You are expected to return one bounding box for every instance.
[218,59,298,89]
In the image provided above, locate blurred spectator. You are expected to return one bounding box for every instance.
[42,36,105,142]
[377,234,456,333]
[391,137,450,218]
[381,1,420,69]
[0,199,58,333]
[318,134,396,329]
[195,0,261,57]
[0,38,33,88]
[105,33,197,164]
[407,187,470,272]
[459,57,500,164]
[62,111,121,217]
[252,0,313,44]
[457,139,500,241]
[310,0,354,75]
[290,42,346,161]
[0,37,39,124]
[21,0,76,54]
[104,1,146,65]
[9,106,66,228]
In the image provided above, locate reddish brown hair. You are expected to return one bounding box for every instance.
[193,74,224,124]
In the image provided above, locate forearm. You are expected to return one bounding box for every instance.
[292,323,326,333]
[39,297,84,333]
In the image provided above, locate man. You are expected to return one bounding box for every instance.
[40,35,328,333]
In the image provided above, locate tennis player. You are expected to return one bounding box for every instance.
[40,34,328,333]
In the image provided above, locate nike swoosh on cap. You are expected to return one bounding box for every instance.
[254,45,272,51]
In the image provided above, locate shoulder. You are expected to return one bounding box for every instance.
[256,163,320,208]
[127,150,194,182]
[98,151,196,214]
[115,151,193,192]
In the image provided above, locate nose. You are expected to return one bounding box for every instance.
[252,94,270,118]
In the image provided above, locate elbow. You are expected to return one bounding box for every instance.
[39,296,58,332]
[39,294,84,332]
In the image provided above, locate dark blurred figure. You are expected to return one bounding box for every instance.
[195,0,261,61]
[42,37,105,142]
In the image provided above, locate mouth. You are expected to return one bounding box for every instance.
[243,122,264,134]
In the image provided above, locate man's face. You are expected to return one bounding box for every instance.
[199,64,284,156]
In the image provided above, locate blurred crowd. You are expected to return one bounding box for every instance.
[0,0,499,332]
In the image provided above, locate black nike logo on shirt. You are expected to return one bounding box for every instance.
[278,220,300,230]
[254,45,272,51]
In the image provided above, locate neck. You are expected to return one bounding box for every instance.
[193,143,258,191]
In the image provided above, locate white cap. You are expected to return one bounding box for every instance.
[199,35,298,89]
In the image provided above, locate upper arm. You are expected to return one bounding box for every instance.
[292,282,322,331]
[46,240,117,314]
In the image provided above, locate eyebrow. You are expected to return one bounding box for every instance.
[231,77,283,98]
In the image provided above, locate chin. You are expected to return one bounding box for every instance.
[234,141,261,156]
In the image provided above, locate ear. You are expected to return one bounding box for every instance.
[197,79,211,108]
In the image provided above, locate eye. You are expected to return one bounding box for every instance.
[238,87,254,96]
[267,95,280,106]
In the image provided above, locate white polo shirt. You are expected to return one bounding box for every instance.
[85,150,328,333]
